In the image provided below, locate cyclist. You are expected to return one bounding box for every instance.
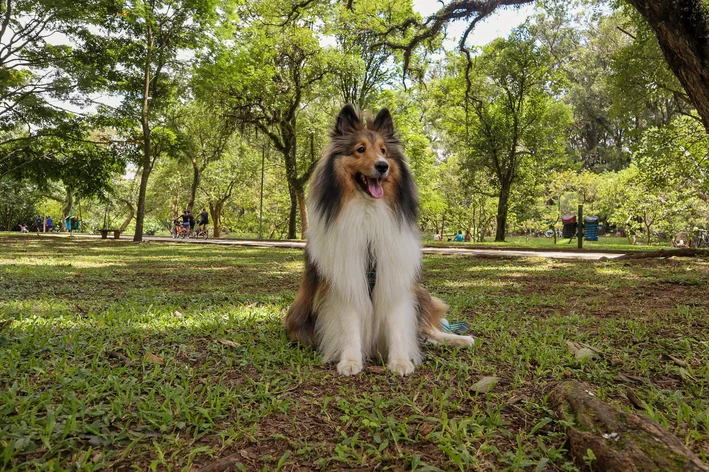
[198,208,209,235]
[187,210,195,236]
[171,215,182,237]
[180,210,191,237]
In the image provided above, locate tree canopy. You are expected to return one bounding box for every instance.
[2,0,708,245]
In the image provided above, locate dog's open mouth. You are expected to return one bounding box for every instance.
[356,173,384,199]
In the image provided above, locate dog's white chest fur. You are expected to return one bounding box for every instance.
[306,196,422,370]
[307,196,421,310]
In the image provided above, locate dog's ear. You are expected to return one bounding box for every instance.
[371,108,395,138]
[333,104,361,137]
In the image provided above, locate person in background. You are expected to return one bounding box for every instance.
[35,216,43,233]
[46,216,53,232]
[433,231,441,241]
[454,231,464,242]
[180,210,191,236]
[19,223,29,233]
[187,210,195,236]
[464,231,471,242]
[198,208,209,233]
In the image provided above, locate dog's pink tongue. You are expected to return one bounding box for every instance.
[368,178,384,198]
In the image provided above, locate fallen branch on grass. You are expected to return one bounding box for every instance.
[104,350,131,365]
[550,381,709,471]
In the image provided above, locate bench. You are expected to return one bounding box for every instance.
[99,229,121,239]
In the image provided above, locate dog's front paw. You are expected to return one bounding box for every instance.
[337,358,363,376]
[387,358,415,376]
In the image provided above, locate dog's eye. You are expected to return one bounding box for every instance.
[381,148,386,154]
[356,146,366,153]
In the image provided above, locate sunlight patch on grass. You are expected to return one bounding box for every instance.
[440,279,511,289]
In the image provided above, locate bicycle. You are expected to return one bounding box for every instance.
[193,226,208,240]
[171,224,190,239]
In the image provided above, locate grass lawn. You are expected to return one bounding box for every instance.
[1,234,708,471]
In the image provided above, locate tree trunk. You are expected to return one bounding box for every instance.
[626,0,709,133]
[616,247,709,260]
[61,190,73,231]
[209,201,223,238]
[296,190,308,239]
[119,200,135,232]
[550,381,709,472]
[134,23,153,243]
[188,160,199,213]
[287,185,297,239]
[134,159,151,242]
[495,182,511,242]
[172,193,180,220]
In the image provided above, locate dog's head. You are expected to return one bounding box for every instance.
[331,104,396,200]
[311,104,418,225]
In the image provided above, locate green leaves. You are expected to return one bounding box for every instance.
[431,28,572,240]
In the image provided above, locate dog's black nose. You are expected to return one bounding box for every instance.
[375,161,389,174]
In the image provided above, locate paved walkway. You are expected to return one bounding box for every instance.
[46,233,623,260]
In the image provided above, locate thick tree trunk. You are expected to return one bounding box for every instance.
[209,202,222,238]
[495,183,511,242]
[296,190,308,239]
[550,381,709,472]
[188,160,199,213]
[627,0,709,133]
[287,185,297,239]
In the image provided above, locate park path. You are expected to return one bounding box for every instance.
[43,233,624,260]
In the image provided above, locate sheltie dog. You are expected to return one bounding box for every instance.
[285,104,474,376]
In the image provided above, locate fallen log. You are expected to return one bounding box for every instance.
[614,248,709,260]
[550,381,709,472]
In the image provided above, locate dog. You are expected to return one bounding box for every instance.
[285,104,474,376]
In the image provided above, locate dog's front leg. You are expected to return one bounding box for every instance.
[335,305,364,376]
[317,292,365,376]
[378,295,420,376]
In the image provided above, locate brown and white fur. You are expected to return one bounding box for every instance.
[285,104,474,376]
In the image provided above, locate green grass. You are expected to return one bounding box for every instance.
[1,234,708,471]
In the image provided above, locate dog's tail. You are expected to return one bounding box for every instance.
[416,285,474,347]
[415,285,447,332]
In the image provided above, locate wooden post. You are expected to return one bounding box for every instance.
[578,204,584,249]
